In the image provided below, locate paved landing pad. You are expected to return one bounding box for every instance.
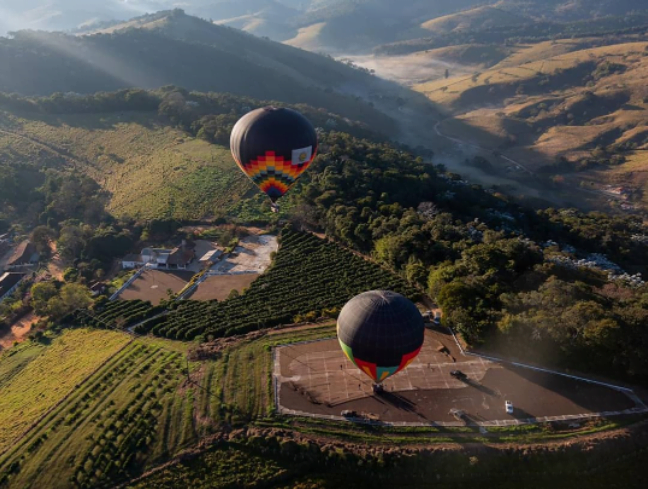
[273,329,646,426]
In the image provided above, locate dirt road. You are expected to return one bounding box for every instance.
[0,312,40,350]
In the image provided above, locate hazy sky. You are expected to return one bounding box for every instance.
[0,1,197,35]
[0,1,316,35]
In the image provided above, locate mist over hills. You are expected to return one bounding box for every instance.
[2,1,646,53]
[0,10,394,132]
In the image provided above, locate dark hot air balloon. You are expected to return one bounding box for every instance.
[230,107,318,206]
[337,290,424,386]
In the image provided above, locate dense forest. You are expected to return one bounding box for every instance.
[284,133,648,381]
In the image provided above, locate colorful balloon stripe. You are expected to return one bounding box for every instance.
[338,338,421,383]
[241,151,315,201]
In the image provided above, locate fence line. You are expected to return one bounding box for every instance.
[446,326,643,398]
[109,264,153,301]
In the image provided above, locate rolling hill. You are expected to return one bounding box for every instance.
[420,6,528,35]
[283,0,647,53]
[0,10,394,132]
[0,88,384,223]
[414,37,648,213]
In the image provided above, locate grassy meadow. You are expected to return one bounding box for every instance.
[0,111,255,221]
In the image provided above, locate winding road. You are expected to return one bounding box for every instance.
[433,120,535,175]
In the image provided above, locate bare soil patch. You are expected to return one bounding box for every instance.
[211,235,277,274]
[0,312,40,350]
[119,270,193,305]
[47,241,65,281]
[190,273,258,301]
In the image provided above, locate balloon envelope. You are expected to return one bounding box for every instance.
[337,290,424,383]
[230,107,318,202]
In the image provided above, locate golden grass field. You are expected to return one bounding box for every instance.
[414,37,648,210]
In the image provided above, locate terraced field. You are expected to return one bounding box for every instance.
[0,338,191,488]
[0,322,337,488]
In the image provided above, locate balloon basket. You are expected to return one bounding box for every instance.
[270,203,280,213]
[372,383,384,394]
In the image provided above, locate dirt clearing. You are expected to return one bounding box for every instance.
[119,270,193,305]
[211,234,277,274]
[190,273,258,301]
[0,312,40,350]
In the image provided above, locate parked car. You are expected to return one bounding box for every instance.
[505,400,514,414]
[341,410,359,418]
[450,370,467,380]
[449,408,466,421]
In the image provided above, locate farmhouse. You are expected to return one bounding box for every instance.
[122,241,196,270]
[122,254,147,269]
[166,247,195,270]
[89,282,107,296]
[5,241,39,270]
[0,272,26,301]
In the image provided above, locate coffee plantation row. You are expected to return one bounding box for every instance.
[0,341,188,489]
[72,300,165,331]
[134,230,420,340]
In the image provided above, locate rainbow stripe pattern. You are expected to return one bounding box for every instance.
[338,339,422,383]
[235,150,316,202]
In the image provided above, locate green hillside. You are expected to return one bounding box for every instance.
[0,88,385,223]
[0,10,392,131]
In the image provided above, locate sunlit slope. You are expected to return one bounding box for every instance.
[0,112,252,220]
[0,329,130,454]
[416,41,648,163]
[413,37,648,210]
[420,6,526,34]
[417,44,514,69]
[284,22,328,51]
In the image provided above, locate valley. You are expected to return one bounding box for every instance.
[1,2,648,488]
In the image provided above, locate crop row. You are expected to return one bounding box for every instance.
[71,350,182,488]
[74,300,163,330]
[136,230,419,340]
[0,343,182,489]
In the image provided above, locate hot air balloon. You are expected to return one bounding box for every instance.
[337,290,424,389]
[230,107,318,210]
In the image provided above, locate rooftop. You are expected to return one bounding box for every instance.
[0,272,26,297]
[6,241,38,266]
[167,247,195,266]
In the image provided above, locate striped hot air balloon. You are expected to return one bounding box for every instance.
[337,290,424,385]
[230,107,318,204]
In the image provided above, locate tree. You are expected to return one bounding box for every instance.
[30,226,55,254]
[60,283,92,312]
[57,224,87,263]
[31,282,58,315]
